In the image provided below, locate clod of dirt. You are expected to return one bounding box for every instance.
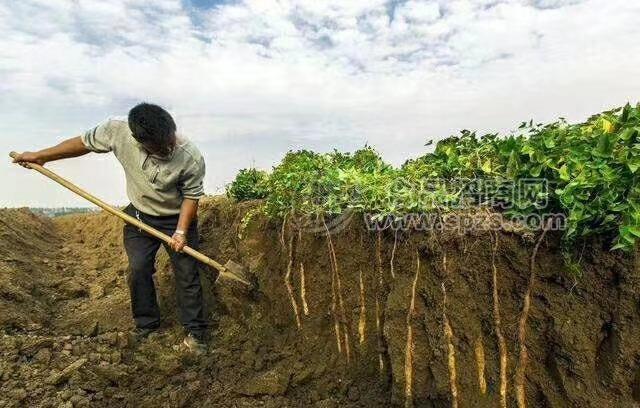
[61,280,89,299]
[33,347,52,364]
[90,365,128,385]
[47,358,87,385]
[88,284,105,300]
[238,366,292,396]
[19,338,53,356]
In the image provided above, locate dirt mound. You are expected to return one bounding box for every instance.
[1,198,639,407]
[0,209,63,330]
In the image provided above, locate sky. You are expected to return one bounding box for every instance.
[1,0,639,207]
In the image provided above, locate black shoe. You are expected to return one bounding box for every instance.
[130,327,157,342]
[183,332,207,355]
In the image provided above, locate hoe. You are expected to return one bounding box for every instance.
[9,152,256,290]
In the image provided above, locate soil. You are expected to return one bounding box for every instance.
[1,197,639,407]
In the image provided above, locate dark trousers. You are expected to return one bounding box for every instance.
[122,204,207,336]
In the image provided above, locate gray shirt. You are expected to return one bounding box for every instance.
[81,117,206,216]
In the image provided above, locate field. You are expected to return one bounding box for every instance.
[2,105,640,407]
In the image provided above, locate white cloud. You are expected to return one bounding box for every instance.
[1,0,639,207]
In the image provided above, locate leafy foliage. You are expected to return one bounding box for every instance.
[229,104,640,251]
[261,147,391,218]
[225,168,269,201]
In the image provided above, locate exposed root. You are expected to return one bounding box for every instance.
[322,221,342,353]
[334,318,343,354]
[376,299,383,372]
[331,254,343,354]
[300,262,309,316]
[298,228,309,316]
[390,229,398,279]
[283,223,301,329]
[377,231,384,285]
[324,218,351,363]
[441,252,459,408]
[475,337,487,395]
[336,269,352,363]
[404,326,414,408]
[359,269,366,345]
[404,251,420,408]
[376,231,386,376]
[490,232,508,408]
[279,212,288,248]
[443,314,459,408]
[515,219,552,408]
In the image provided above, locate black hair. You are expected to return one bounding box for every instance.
[128,103,177,156]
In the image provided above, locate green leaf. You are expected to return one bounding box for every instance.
[481,159,492,173]
[620,103,631,122]
[602,118,614,133]
[611,242,630,251]
[543,133,556,148]
[628,226,640,238]
[530,165,543,177]
[596,133,615,156]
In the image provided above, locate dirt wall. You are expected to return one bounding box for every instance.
[0,209,62,330]
[198,197,640,407]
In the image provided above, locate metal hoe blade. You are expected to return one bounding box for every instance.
[224,259,257,289]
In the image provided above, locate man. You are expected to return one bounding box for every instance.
[13,103,208,353]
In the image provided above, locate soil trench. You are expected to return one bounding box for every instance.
[1,198,639,407]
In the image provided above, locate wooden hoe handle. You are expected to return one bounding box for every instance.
[9,152,251,286]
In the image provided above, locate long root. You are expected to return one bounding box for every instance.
[375,299,383,372]
[298,229,309,316]
[330,248,342,354]
[335,257,351,363]
[404,251,420,408]
[490,232,508,408]
[283,222,301,329]
[390,229,398,279]
[324,218,351,362]
[376,231,386,375]
[475,337,487,395]
[359,269,366,345]
[300,262,309,316]
[441,252,459,408]
[443,313,459,408]
[280,212,287,247]
[515,219,552,408]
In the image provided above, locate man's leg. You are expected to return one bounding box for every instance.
[162,225,207,337]
[123,223,162,330]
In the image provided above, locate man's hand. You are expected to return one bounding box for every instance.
[172,198,198,253]
[12,151,47,168]
[12,137,90,169]
[169,231,187,252]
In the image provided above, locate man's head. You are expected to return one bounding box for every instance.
[128,103,177,156]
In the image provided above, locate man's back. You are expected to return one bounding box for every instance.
[82,117,205,216]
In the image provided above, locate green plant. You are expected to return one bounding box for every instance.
[226,168,269,201]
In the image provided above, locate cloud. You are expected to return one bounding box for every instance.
[1,0,639,207]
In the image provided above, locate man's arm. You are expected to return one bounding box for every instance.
[169,198,199,252]
[12,137,90,168]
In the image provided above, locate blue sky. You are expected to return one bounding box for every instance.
[185,0,227,8]
[1,0,639,207]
